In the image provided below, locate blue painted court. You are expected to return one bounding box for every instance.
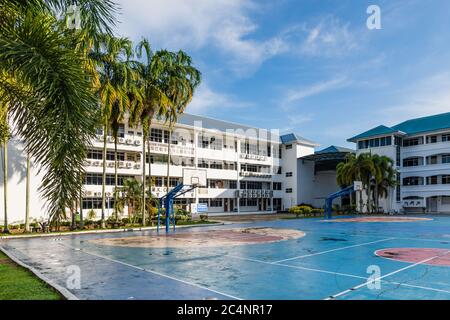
[1,215,449,300]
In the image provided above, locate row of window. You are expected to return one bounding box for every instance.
[84,174,132,186]
[96,125,125,138]
[240,163,271,174]
[198,160,237,170]
[208,180,237,189]
[198,198,223,207]
[403,175,450,186]
[240,181,271,190]
[425,134,450,144]
[403,155,450,167]
[87,149,126,161]
[83,197,283,210]
[82,198,115,209]
[403,134,450,147]
[358,136,392,150]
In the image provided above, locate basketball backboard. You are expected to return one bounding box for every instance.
[183,168,207,187]
[354,181,363,191]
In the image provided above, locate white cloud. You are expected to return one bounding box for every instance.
[282,76,350,107]
[117,0,288,74]
[379,72,450,124]
[281,17,358,58]
[278,114,314,133]
[187,84,253,114]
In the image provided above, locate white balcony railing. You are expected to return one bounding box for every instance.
[239,171,272,178]
[149,142,194,156]
[84,160,140,170]
[239,153,267,161]
[95,135,142,146]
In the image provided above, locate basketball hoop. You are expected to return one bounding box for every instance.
[183,168,207,188]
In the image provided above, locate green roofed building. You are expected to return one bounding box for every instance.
[347,112,450,214]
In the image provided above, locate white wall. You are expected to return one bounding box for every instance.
[0,138,48,225]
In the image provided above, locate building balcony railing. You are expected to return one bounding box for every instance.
[84,160,141,170]
[239,153,267,161]
[149,141,195,156]
[95,135,142,146]
[239,171,272,178]
[236,189,273,199]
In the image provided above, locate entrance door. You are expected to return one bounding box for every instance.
[224,199,229,212]
[427,197,438,213]
[229,199,234,212]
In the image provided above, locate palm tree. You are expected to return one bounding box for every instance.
[371,154,397,212]
[130,40,171,226]
[156,50,201,199]
[92,35,133,228]
[24,153,31,232]
[0,0,118,223]
[336,153,375,213]
[1,129,9,234]
[118,177,142,224]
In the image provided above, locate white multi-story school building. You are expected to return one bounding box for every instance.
[348,112,450,214]
[1,113,321,224]
[4,111,449,225]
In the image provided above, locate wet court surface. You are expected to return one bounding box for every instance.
[1,215,449,300]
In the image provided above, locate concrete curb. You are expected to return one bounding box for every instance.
[0,221,225,240]
[0,245,79,300]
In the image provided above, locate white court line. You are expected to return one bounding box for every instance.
[224,254,450,296]
[225,254,450,295]
[326,249,450,300]
[226,254,366,279]
[396,237,450,243]
[272,237,396,263]
[60,243,241,300]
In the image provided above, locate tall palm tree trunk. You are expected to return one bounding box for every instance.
[114,138,118,222]
[2,142,9,233]
[101,125,108,228]
[374,184,379,213]
[141,133,146,226]
[166,120,173,206]
[359,190,364,214]
[24,153,30,232]
[70,205,76,230]
[147,118,153,226]
[79,179,84,229]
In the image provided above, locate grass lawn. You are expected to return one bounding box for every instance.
[0,250,63,300]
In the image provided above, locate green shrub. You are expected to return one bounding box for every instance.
[289,206,303,217]
[297,203,313,209]
[311,208,324,216]
[301,206,312,216]
[87,209,96,220]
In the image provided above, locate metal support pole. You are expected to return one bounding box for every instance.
[171,199,176,231]
[157,201,161,233]
[165,197,170,234]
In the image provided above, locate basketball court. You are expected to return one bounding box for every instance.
[1,215,449,300]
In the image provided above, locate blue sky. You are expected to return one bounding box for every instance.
[117,0,450,149]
